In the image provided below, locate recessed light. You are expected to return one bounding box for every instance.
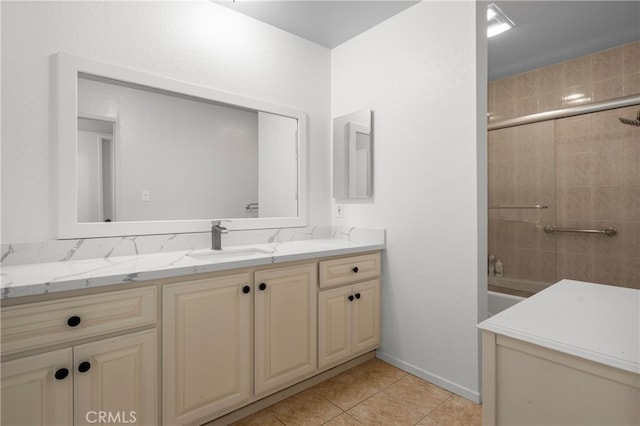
[487,3,514,38]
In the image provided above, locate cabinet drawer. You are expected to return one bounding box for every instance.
[319,253,380,288]
[1,287,156,355]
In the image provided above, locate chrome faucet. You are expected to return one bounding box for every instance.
[211,220,228,250]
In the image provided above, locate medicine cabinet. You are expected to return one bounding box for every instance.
[332,110,373,200]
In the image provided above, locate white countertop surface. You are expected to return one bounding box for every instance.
[478,279,640,374]
[1,239,384,299]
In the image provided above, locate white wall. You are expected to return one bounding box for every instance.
[1,1,330,242]
[331,1,487,401]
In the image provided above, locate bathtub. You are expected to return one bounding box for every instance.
[489,276,551,295]
[487,290,526,317]
[486,276,552,317]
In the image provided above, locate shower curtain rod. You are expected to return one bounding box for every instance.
[488,94,640,131]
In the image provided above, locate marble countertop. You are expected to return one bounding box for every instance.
[478,279,640,374]
[1,238,384,299]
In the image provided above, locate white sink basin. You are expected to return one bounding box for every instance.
[187,247,272,261]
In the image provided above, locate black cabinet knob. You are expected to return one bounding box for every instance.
[352,267,359,273]
[242,285,251,294]
[55,368,69,380]
[67,316,81,327]
[78,361,91,373]
[259,283,267,291]
[348,295,354,301]
[355,293,361,299]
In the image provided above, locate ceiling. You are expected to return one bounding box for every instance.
[216,1,419,48]
[216,1,640,81]
[489,1,640,80]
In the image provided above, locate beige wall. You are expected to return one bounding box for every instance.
[488,41,640,290]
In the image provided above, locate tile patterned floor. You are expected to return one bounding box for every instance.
[232,359,482,426]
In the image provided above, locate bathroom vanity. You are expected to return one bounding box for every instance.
[478,279,640,426]
[0,49,385,425]
[1,238,383,426]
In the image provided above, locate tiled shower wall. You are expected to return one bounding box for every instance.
[488,41,639,123]
[488,41,640,290]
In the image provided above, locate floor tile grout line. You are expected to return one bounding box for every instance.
[319,394,348,423]
[342,388,380,414]
[272,412,286,425]
[319,410,364,426]
[419,393,455,425]
[340,365,416,422]
[376,385,443,426]
[377,372,452,422]
[411,396,455,426]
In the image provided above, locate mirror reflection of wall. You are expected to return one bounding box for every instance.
[349,122,371,198]
[77,117,115,223]
[258,113,299,217]
[333,109,373,200]
[76,74,299,223]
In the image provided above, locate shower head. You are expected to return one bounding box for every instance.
[619,110,640,127]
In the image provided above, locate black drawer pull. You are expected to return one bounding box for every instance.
[55,368,69,380]
[355,293,361,299]
[242,285,251,294]
[352,267,359,273]
[259,283,267,291]
[78,361,91,373]
[67,316,81,327]
[348,295,354,302]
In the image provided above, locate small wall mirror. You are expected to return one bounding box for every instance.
[333,109,373,200]
[55,53,307,238]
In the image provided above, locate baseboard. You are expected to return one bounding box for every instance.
[376,350,481,403]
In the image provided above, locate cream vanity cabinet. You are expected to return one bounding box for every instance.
[163,263,317,425]
[162,273,253,426]
[1,250,380,426]
[318,253,381,369]
[254,263,317,396]
[1,287,158,426]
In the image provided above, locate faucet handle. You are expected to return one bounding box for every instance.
[211,220,229,233]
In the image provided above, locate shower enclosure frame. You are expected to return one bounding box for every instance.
[488,94,640,131]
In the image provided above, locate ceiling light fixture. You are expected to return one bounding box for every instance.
[487,3,514,38]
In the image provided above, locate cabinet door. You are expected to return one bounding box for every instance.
[74,329,157,426]
[1,348,73,426]
[163,274,252,426]
[318,286,352,369]
[352,279,380,354]
[255,264,317,395]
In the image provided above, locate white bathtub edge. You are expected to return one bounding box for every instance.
[487,290,526,317]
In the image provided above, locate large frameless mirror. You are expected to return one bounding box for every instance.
[55,53,307,238]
